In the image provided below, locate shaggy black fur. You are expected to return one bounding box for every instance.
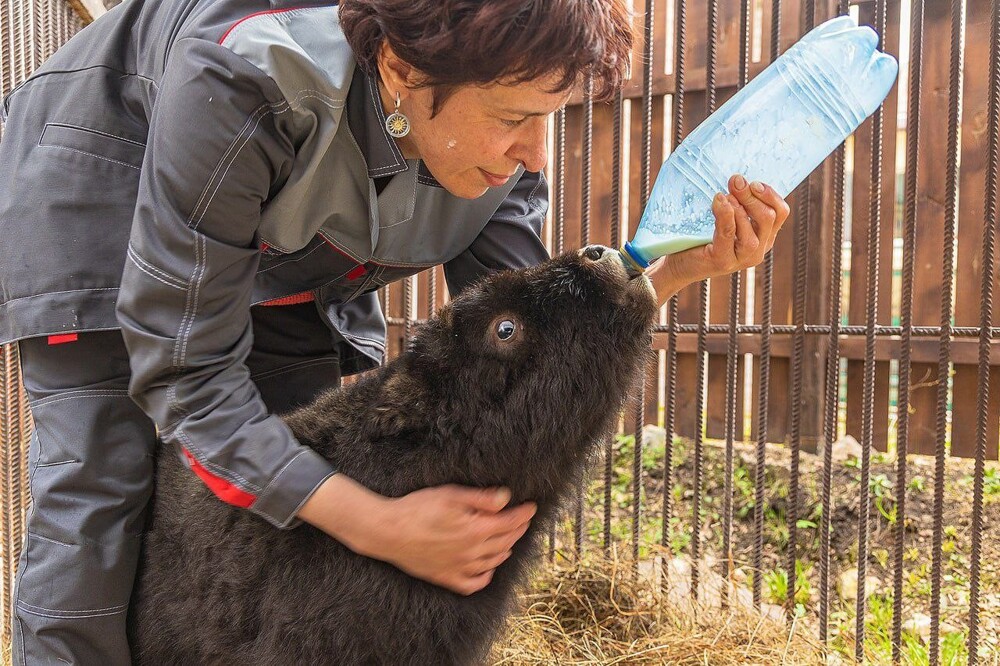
[128,246,658,665]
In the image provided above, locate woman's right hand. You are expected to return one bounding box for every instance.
[297,474,537,596]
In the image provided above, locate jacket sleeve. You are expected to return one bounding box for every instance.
[116,37,336,528]
[443,169,550,296]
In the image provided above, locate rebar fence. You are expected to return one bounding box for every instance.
[2,0,999,664]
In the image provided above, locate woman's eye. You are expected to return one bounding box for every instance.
[496,320,517,341]
[500,117,525,128]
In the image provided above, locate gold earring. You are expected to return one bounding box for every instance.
[385,92,410,138]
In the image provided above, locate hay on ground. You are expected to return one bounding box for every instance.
[493,549,826,665]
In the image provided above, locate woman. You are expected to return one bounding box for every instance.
[0,0,789,663]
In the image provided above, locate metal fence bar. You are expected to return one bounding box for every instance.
[818,87,847,649]
[633,0,655,572]
[856,0,888,655]
[661,0,686,590]
[753,0,781,613]
[721,0,753,611]
[652,324,999,337]
[575,75,594,559]
[605,89,624,556]
[548,105,567,564]
[555,108,566,258]
[785,0,815,625]
[691,0,719,601]
[402,277,413,344]
[968,2,1000,661]
[929,1,965,662]
[893,0,923,658]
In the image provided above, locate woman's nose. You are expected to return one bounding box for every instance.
[509,120,548,173]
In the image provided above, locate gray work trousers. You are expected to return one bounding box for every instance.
[11,301,342,665]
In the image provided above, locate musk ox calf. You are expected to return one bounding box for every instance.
[129,245,658,665]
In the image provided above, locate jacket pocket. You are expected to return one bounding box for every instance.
[38,123,146,170]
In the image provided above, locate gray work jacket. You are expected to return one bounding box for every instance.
[0,0,549,527]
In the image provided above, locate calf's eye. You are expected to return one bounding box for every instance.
[497,320,517,341]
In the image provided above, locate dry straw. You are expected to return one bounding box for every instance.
[493,548,825,665]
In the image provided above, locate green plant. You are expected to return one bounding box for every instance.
[757,561,812,607]
[870,474,897,524]
[908,476,926,493]
[762,568,787,605]
[765,506,789,549]
[986,467,1000,496]
[667,516,691,555]
[733,462,755,519]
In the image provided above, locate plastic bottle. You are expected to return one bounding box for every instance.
[619,15,898,271]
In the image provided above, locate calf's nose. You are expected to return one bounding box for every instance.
[582,245,607,262]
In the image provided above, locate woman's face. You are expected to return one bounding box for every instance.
[379,66,569,199]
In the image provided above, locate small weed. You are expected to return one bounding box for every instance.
[734,462,755,519]
[870,474,897,524]
[765,506,789,549]
[668,516,691,555]
[908,475,926,493]
[983,467,1000,496]
[747,561,811,607]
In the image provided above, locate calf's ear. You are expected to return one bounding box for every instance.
[368,372,430,441]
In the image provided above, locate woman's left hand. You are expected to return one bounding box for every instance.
[646,174,791,306]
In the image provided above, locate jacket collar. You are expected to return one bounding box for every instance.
[347,67,445,188]
[346,67,408,179]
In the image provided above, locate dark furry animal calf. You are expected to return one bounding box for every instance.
[129,246,658,665]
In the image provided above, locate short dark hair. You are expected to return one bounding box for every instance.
[339,0,633,109]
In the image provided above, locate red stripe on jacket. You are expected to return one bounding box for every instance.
[182,448,257,508]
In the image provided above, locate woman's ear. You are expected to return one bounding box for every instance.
[375,41,419,101]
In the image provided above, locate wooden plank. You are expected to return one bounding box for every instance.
[704,34,744,447]
[620,0,669,103]
[645,96,667,428]
[843,0,900,453]
[669,84,705,439]
[792,3,839,454]
[589,102,617,250]
[562,106,584,252]
[951,367,1000,461]
[905,0,951,456]
[748,0,819,446]
[950,0,1000,459]
[385,280,405,360]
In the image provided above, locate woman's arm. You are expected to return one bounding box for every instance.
[117,38,336,528]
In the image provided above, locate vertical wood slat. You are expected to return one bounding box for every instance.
[646,0,668,430]
[674,87,704,439]
[748,0,807,446]
[951,0,1000,461]
[704,3,745,442]
[904,0,953,457]
[844,0,901,454]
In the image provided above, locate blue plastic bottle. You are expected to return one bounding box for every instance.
[619,15,898,270]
